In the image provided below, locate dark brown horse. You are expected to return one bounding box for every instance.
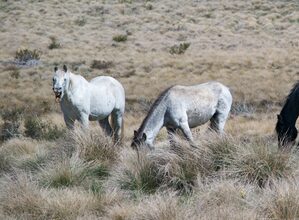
[276,81,299,147]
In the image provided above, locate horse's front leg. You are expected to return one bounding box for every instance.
[166,127,177,147]
[179,121,196,147]
[64,114,75,129]
[79,113,89,128]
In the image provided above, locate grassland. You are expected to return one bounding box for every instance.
[0,0,299,219]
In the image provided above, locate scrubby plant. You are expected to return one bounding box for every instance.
[169,42,190,55]
[75,17,86,26]
[90,60,114,70]
[48,36,61,49]
[15,48,40,66]
[113,34,128,42]
[24,116,64,141]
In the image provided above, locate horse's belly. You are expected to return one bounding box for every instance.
[89,107,114,120]
[187,110,215,128]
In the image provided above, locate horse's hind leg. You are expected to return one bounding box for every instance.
[99,117,113,137]
[111,109,123,143]
[209,109,230,133]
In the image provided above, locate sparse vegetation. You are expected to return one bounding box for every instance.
[0,108,23,141]
[75,17,86,26]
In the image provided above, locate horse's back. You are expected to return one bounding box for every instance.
[168,81,231,105]
[89,76,125,111]
[164,82,232,127]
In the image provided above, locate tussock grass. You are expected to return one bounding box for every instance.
[0,174,104,219]
[132,193,186,220]
[38,156,92,188]
[0,138,45,173]
[228,139,297,186]
[260,179,299,219]
[110,136,209,195]
[71,127,118,165]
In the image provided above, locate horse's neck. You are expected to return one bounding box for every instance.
[64,72,87,98]
[281,98,299,126]
[281,105,298,127]
[139,104,166,145]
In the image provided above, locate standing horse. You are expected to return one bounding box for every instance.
[276,81,299,148]
[131,81,232,149]
[52,65,125,143]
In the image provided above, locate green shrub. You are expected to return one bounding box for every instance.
[169,42,190,55]
[48,36,61,49]
[113,34,128,42]
[24,116,64,141]
[90,60,114,70]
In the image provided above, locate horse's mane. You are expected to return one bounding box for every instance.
[137,86,174,134]
[283,81,299,107]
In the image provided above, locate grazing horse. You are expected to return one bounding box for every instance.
[52,65,125,143]
[131,81,232,149]
[276,81,299,148]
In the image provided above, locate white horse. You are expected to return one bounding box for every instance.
[131,81,232,149]
[52,65,125,142]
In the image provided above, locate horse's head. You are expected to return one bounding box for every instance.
[276,114,298,148]
[52,65,70,101]
[131,130,148,149]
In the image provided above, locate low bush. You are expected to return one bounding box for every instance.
[24,116,64,141]
[169,42,190,55]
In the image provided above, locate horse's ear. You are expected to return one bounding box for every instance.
[142,133,147,141]
[54,66,58,72]
[63,65,67,72]
[134,130,138,137]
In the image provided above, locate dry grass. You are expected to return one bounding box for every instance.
[1,0,299,218]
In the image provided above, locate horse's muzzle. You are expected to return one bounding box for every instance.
[53,90,62,101]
